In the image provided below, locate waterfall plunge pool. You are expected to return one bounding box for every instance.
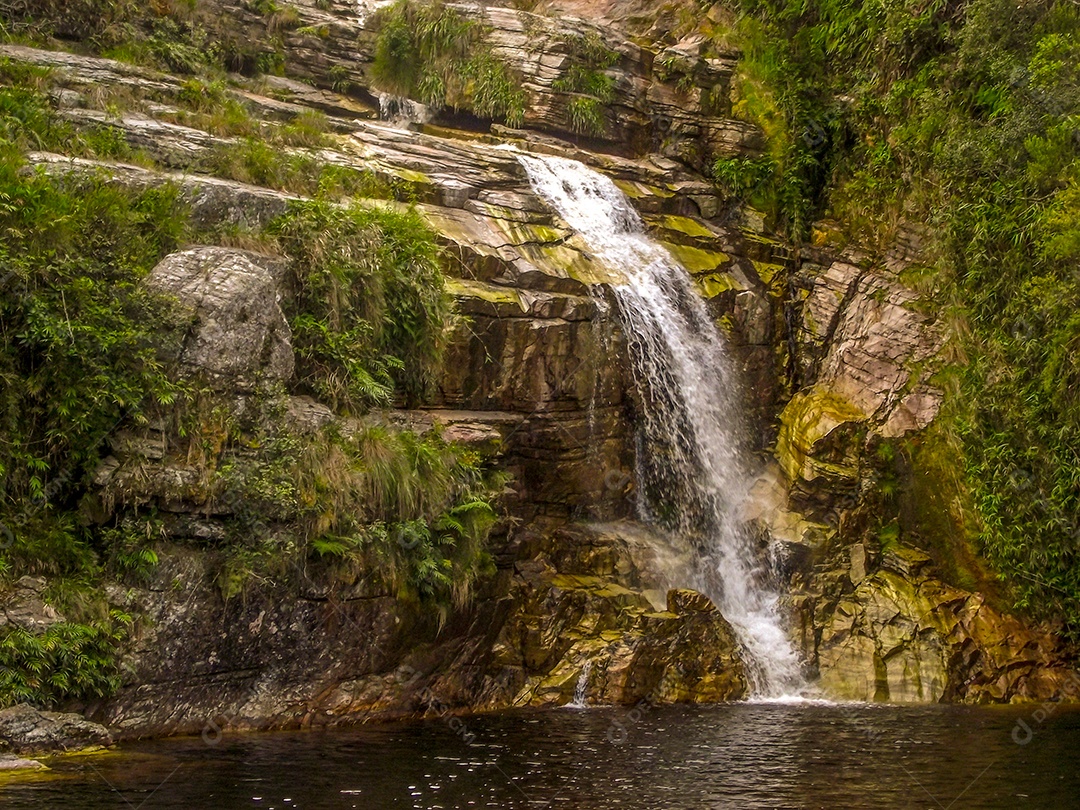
[4,703,1079,808]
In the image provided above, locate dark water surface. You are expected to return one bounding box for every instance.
[3,703,1079,809]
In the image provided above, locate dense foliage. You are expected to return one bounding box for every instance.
[712,0,1080,635]
[1,0,296,79]
[0,614,132,706]
[204,412,500,610]
[0,73,190,706]
[551,31,619,137]
[272,199,452,409]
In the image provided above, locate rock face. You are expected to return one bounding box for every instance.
[806,548,1075,703]
[1,577,65,634]
[778,258,944,501]
[87,523,742,737]
[0,704,113,754]
[762,220,1077,702]
[189,0,763,169]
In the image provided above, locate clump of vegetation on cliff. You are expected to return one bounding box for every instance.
[710,0,1080,637]
[551,31,619,137]
[272,199,452,410]
[1,0,295,79]
[0,75,191,706]
[203,412,501,610]
[370,0,527,126]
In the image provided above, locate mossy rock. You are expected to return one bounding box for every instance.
[693,272,741,299]
[613,178,675,201]
[655,214,715,240]
[751,260,785,287]
[531,243,626,286]
[492,217,564,246]
[776,387,866,487]
[662,241,729,274]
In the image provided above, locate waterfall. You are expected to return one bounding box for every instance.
[517,153,805,698]
[569,661,592,708]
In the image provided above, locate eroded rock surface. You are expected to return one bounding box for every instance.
[804,547,1076,703]
[0,704,113,755]
[90,523,741,737]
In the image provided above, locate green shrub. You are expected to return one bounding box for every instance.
[0,153,187,513]
[270,199,451,409]
[207,414,500,608]
[0,0,140,45]
[0,614,131,706]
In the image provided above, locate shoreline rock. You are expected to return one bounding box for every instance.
[0,704,113,756]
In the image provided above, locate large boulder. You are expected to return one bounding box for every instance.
[146,247,294,389]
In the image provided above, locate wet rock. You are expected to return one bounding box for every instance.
[0,705,113,755]
[667,588,716,614]
[778,258,945,502]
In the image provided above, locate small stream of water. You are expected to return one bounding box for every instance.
[517,154,804,697]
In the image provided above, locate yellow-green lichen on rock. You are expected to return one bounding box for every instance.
[656,214,716,240]
[613,178,676,202]
[694,272,743,300]
[492,217,565,246]
[776,387,866,488]
[662,241,730,274]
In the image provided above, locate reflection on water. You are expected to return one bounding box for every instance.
[3,703,1079,809]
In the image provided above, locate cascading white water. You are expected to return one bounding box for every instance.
[569,661,592,708]
[517,153,805,698]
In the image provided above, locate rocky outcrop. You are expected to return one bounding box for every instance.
[0,0,1075,735]
[801,544,1075,703]
[84,522,740,737]
[760,220,1077,702]
[0,704,113,755]
[197,0,764,167]
[778,258,944,503]
[1,577,65,635]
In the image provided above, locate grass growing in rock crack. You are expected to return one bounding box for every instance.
[551,30,618,137]
[271,198,452,410]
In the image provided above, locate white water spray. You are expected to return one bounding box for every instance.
[517,154,805,698]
